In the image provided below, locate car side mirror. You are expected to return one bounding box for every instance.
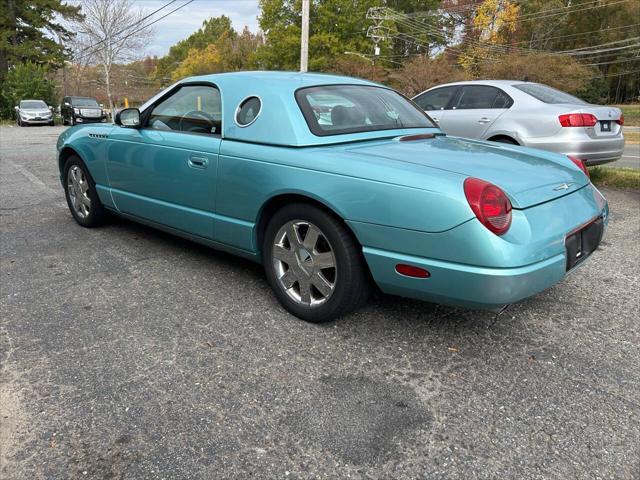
[14,106,18,111]
[115,108,141,128]
[49,106,53,111]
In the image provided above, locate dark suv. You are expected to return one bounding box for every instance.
[61,96,108,125]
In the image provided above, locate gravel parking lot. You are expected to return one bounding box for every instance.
[1,125,639,479]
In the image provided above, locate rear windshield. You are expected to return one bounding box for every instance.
[296,85,436,136]
[20,100,47,109]
[513,83,586,105]
[72,98,100,107]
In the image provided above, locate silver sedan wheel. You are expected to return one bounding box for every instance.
[67,165,91,218]
[272,220,337,307]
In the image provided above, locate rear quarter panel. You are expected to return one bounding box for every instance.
[216,140,475,252]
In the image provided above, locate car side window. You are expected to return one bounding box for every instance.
[414,87,458,111]
[454,86,513,110]
[148,85,222,135]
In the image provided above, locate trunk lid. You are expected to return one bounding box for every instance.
[343,135,589,209]
[557,103,623,138]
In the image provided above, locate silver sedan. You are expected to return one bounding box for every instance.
[413,80,625,165]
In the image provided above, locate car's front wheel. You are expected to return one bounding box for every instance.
[263,204,370,322]
[63,156,108,227]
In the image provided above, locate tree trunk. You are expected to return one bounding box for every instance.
[104,63,115,117]
[0,0,18,82]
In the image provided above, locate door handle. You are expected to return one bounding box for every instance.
[478,117,492,124]
[188,155,208,169]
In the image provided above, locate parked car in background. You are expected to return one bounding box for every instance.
[413,81,625,165]
[15,99,54,126]
[61,96,108,125]
[56,72,607,323]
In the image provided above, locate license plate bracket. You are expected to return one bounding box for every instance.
[565,217,604,271]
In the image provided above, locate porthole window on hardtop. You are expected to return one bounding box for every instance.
[235,96,262,127]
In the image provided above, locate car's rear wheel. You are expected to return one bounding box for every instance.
[63,156,108,227]
[492,136,518,145]
[263,204,370,322]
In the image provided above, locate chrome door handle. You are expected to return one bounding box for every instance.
[478,117,491,124]
[188,156,208,168]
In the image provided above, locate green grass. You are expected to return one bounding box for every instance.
[589,166,640,190]
[625,131,639,144]
[616,104,640,127]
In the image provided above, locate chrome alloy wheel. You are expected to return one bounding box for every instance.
[272,220,337,307]
[67,165,91,218]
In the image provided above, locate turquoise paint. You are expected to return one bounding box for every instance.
[57,71,609,310]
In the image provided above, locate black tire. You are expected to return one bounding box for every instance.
[492,137,518,145]
[63,156,109,228]
[62,116,67,126]
[263,203,371,323]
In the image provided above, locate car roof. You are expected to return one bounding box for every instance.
[189,70,379,89]
[420,79,535,91]
[162,71,402,147]
[21,99,46,102]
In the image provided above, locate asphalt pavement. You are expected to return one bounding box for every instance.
[1,125,639,479]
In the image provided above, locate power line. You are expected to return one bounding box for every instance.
[369,7,639,62]
[585,55,640,66]
[76,0,180,57]
[75,0,194,63]
[523,23,640,43]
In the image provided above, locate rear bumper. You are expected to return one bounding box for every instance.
[363,247,567,309]
[354,184,609,310]
[522,135,624,165]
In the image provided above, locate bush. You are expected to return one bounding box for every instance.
[0,62,57,118]
[390,56,469,97]
[329,55,389,85]
[472,52,592,96]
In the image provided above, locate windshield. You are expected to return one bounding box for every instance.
[296,85,436,136]
[513,83,587,105]
[20,101,47,109]
[72,98,100,107]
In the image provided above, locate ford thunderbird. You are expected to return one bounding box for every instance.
[56,72,608,322]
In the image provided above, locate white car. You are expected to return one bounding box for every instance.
[15,99,54,127]
[413,80,625,165]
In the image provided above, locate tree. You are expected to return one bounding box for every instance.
[73,0,153,115]
[0,0,81,82]
[1,62,56,117]
[256,0,386,71]
[171,45,224,80]
[154,16,236,82]
[155,19,262,82]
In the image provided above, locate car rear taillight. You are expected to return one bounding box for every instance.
[568,155,590,179]
[463,178,512,236]
[558,113,597,127]
[616,114,624,126]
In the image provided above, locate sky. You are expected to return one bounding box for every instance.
[138,0,261,57]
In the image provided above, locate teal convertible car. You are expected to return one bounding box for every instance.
[56,71,608,322]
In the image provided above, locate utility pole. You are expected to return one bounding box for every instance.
[58,35,67,97]
[300,0,310,72]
